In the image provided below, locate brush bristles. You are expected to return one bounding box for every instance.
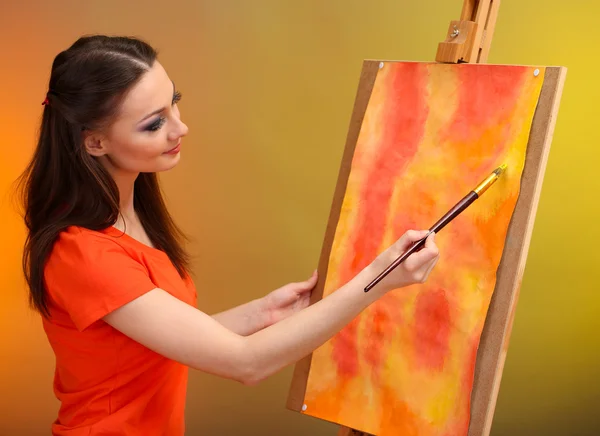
[494,164,507,176]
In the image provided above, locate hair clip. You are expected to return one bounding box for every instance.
[42,97,49,106]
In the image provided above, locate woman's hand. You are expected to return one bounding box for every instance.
[260,270,318,327]
[369,230,440,293]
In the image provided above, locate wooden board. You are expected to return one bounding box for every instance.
[286,61,567,436]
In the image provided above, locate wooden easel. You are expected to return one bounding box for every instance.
[435,0,501,64]
[287,0,566,434]
[335,4,501,434]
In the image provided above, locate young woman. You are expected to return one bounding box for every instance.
[18,35,440,435]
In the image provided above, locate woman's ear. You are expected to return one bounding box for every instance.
[83,131,108,157]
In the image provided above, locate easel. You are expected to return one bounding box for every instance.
[435,0,501,64]
[287,1,566,434]
[336,4,501,434]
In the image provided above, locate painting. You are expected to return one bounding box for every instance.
[298,62,546,435]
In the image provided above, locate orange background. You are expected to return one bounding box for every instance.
[1,1,598,435]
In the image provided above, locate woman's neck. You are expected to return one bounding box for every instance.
[97,159,153,246]
[110,168,139,231]
[111,172,155,248]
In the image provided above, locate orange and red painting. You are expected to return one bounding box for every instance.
[300,63,545,435]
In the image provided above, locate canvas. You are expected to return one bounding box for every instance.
[299,62,545,435]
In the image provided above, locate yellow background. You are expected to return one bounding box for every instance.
[0,1,596,435]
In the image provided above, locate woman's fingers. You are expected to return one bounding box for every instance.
[404,232,438,270]
[395,229,430,253]
[421,254,439,280]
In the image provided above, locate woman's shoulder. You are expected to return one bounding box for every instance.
[54,225,124,250]
[48,225,139,266]
[45,225,153,286]
[44,226,161,331]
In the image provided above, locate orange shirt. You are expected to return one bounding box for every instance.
[43,226,197,436]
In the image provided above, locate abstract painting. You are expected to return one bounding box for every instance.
[299,62,545,435]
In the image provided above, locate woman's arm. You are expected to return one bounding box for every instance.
[210,298,267,336]
[211,271,318,335]
[103,230,438,385]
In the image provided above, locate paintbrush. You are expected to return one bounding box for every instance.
[364,164,508,292]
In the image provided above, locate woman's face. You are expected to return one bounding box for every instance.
[86,60,189,175]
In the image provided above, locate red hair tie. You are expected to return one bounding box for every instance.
[42,96,49,106]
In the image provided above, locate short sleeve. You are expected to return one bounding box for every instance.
[44,228,158,331]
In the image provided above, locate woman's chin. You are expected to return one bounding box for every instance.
[156,153,181,172]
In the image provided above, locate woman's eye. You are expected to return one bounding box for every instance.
[145,117,166,132]
[143,92,182,132]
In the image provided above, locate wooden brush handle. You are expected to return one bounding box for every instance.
[364,191,478,292]
[429,191,478,234]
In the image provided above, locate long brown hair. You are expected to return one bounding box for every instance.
[16,35,189,318]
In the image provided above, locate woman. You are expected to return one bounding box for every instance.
[18,35,439,435]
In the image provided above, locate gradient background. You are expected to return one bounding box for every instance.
[0,1,597,435]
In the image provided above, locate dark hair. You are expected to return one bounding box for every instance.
[16,35,189,318]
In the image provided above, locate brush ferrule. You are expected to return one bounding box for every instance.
[473,165,506,196]
[474,174,497,195]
